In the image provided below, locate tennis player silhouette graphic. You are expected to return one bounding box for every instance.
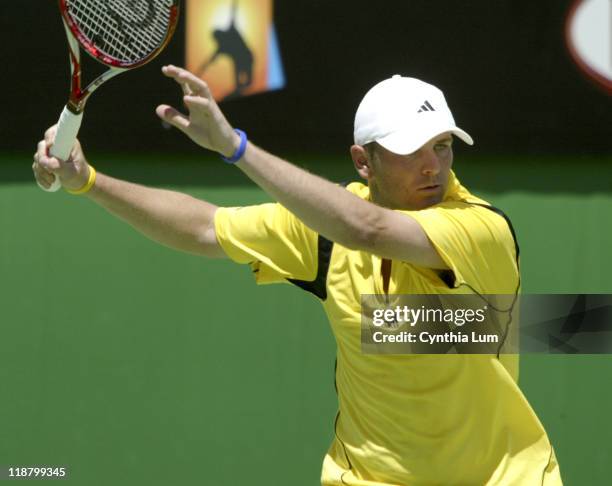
[198,0,254,99]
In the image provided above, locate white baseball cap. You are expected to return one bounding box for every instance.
[354,75,474,155]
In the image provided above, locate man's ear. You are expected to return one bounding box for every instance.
[350,144,374,180]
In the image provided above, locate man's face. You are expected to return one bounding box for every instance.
[359,132,454,210]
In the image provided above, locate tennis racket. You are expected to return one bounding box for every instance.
[40,0,180,192]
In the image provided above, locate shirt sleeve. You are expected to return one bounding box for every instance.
[214,203,318,284]
[404,201,519,293]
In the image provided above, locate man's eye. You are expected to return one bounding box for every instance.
[435,144,450,151]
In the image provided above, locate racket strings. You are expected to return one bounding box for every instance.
[67,0,174,65]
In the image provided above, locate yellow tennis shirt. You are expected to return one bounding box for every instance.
[214,172,562,485]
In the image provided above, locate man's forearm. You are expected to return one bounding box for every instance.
[235,143,380,250]
[87,172,224,258]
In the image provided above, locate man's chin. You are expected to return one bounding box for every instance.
[411,189,445,210]
[385,187,445,210]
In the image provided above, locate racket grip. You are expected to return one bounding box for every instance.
[42,107,83,193]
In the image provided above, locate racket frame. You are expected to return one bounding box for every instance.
[58,0,180,113]
[61,20,124,114]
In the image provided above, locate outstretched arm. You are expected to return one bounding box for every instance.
[157,66,447,269]
[33,127,226,259]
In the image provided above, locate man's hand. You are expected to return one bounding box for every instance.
[156,65,240,158]
[33,125,91,192]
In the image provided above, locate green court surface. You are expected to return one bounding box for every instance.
[1,153,611,485]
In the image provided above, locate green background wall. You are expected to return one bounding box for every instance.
[2,153,611,485]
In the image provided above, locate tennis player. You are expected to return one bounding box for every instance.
[33,65,562,485]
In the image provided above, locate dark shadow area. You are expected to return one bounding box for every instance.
[6,0,612,155]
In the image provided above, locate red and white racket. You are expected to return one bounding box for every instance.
[41,0,180,192]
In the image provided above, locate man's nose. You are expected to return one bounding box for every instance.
[421,149,441,176]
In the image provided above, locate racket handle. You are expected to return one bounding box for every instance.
[41,106,84,193]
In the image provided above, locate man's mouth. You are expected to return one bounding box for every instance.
[418,184,441,191]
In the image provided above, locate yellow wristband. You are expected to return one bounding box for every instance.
[66,165,97,195]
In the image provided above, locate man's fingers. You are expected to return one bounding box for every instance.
[156,104,190,130]
[34,143,55,183]
[162,65,212,99]
[183,95,211,111]
[178,72,212,99]
[38,155,62,172]
[32,157,56,186]
[36,140,61,172]
[44,125,58,146]
[35,143,62,172]
[181,83,192,96]
[32,162,55,187]
[37,140,47,159]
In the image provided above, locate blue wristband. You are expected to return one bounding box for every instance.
[221,129,248,164]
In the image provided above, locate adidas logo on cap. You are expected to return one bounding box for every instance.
[417,100,435,113]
